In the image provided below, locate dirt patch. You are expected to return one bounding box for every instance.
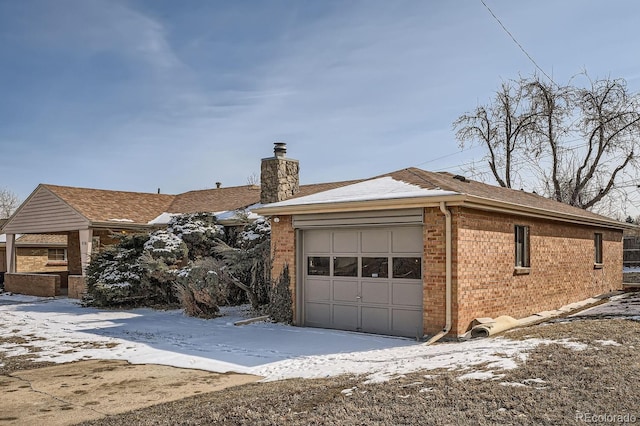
[1,360,259,425]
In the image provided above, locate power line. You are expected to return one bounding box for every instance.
[479,0,557,87]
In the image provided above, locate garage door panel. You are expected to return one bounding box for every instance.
[392,227,423,253]
[392,309,423,336]
[361,281,389,304]
[305,278,330,301]
[362,306,390,332]
[391,282,422,307]
[333,231,358,253]
[361,230,389,253]
[305,303,331,326]
[333,304,358,329]
[333,280,358,302]
[305,230,331,253]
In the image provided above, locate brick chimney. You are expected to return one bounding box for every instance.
[260,142,299,204]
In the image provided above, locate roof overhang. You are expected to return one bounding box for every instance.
[254,193,630,230]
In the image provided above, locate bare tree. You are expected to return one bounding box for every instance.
[246,172,260,186]
[0,187,20,218]
[454,80,536,189]
[454,73,640,211]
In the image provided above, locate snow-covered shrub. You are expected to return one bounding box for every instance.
[167,213,224,259]
[173,257,227,318]
[85,233,148,306]
[215,217,272,310]
[84,212,283,319]
[267,264,293,324]
[237,217,270,248]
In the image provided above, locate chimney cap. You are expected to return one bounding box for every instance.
[274,142,287,158]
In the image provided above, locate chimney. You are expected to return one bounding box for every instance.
[215,182,222,189]
[260,142,299,204]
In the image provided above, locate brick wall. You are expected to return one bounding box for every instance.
[270,215,297,321]
[15,247,68,273]
[67,230,82,275]
[4,273,61,297]
[452,208,622,335]
[68,275,87,299]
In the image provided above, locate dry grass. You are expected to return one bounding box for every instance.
[77,317,640,426]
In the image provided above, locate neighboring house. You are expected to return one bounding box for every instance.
[255,153,629,339]
[0,234,68,274]
[2,143,357,298]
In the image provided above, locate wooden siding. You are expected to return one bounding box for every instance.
[3,186,90,233]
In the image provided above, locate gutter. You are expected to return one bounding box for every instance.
[426,202,452,345]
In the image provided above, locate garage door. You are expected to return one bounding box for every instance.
[303,226,423,338]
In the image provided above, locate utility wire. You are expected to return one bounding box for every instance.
[480,0,557,87]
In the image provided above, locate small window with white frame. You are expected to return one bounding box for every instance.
[594,233,603,265]
[514,225,530,268]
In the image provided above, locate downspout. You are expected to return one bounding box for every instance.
[425,202,452,345]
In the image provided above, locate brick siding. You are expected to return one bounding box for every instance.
[4,273,61,297]
[446,207,621,336]
[270,215,297,321]
[68,275,87,299]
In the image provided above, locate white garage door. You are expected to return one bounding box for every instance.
[303,226,423,338]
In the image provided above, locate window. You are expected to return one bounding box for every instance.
[48,248,67,262]
[362,257,388,278]
[308,257,330,276]
[594,233,603,265]
[514,225,530,268]
[392,257,422,279]
[333,257,358,277]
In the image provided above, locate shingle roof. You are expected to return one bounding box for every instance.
[40,180,361,226]
[16,234,67,246]
[256,167,625,227]
[43,184,176,224]
[385,168,611,223]
[168,186,261,213]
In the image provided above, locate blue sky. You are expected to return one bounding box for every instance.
[2,0,640,206]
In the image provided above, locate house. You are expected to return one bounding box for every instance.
[255,152,628,339]
[0,233,68,274]
[2,143,357,298]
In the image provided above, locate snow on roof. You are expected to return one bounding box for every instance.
[215,203,263,222]
[264,176,459,208]
[107,218,135,223]
[148,212,181,225]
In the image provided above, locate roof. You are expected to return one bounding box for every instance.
[5,179,361,231]
[43,184,176,224]
[16,234,67,246]
[255,167,628,229]
[0,233,67,247]
[167,185,261,213]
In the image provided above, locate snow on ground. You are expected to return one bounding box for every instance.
[0,293,635,383]
[569,291,640,320]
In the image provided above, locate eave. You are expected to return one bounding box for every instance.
[254,194,629,230]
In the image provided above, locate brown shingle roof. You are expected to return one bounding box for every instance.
[43,184,176,224]
[16,234,67,246]
[40,179,360,226]
[168,186,261,213]
[382,168,617,223]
